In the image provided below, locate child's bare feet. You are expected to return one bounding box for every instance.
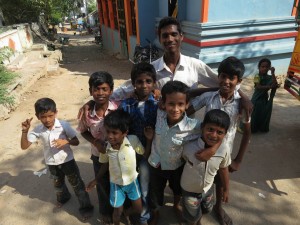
[148,210,159,225]
[173,204,184,224]
[80,205,94,222]
[213,206,233,225]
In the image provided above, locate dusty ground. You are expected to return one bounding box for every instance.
[0,30,300,225]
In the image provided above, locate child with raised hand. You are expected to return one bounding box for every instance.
[118,62,158,225]
[181,109,231,225]
[77,71,118,224]
[187,56,251,225]
[251,58,279,133]
[20,98,93,220]
[86,109,154,225]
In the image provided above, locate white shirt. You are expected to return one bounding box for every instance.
[181,138,231,194]
[27,119,77,165]
[99,135,144,186]
[148,109,201,170]
[191,90,247,152]
[110,54,219,101]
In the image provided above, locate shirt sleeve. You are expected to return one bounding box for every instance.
[128,135,145,155]
[77,116,89,133]
[99,152,109,163]
[61,121,77,139]
[191,92,210,112]
[27,126,40,143]
[110,79,135,101]
[219,149,231,168]
[196,60,219,88]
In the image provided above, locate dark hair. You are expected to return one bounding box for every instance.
[202,109,230,132]
[104,109,131,133]
[161,81,189,103]
[131,62,156,84]
[34,98,57,115]
[158,16,182,37]
[258,58,271,68]
[89,71,114,90]
[217,56,245,80]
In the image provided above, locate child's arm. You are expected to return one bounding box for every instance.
[237,90,253,122]
[188,87,219,99]
[194,141,222,161]
[144,126,154,158]
[218,166,229,203]
[52,136,79,149]
[20,118,33,150]
[81,131,106,154]
[86,162,109,191]
[229,122,251,172]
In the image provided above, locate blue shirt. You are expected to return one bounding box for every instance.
[119,94,158,147]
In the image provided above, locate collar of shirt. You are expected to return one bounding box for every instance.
[215,90,241,104]
[125,94,156,104]
[160,110,193,131]
[106,136,131,152]
[89,101,118,119]
[41,118,61,131]
[156,54,187,73]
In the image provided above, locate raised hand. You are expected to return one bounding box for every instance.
[21,118,33,133]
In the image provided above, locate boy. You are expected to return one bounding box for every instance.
[77,71,118,224]
[147,81,219,225]
[86,109,153,225]
[181,109,231,225]
[187,56,251,225]
[20,98,93,219]
[118,62,158,225]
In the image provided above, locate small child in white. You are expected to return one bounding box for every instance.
[181,109,231,225]
[20,98,93,220]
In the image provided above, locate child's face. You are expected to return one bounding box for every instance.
[105,126,128,149]
[133,73,155,100]
[90,83,112,105]
[259,62,271,75]
[163,92,188,125]
[218,72,241,96]
[201,123,226,147]
[36,110,57,129]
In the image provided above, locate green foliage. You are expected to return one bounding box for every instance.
[0,65,17,105]
[87,1,97,14]
[0,47,14,64]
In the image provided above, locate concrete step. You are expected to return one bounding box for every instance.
[6,54,27,70]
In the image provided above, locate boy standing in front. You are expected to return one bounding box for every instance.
[187,56,251,225]
[181,109,231,225]
[148,81,220,225]
[86,109,154,225]
[119,62,158,225]
[77,71,118,224]
[20,98,93,220]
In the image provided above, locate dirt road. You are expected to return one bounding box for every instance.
[0,34,299,225]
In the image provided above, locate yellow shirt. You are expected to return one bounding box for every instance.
[99,135,144,185]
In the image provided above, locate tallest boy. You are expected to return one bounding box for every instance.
[112,17,252,119]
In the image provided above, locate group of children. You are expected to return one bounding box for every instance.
[20,56,279,225]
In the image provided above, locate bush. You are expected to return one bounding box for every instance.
[0,65,17,105]
[0,47,14,64]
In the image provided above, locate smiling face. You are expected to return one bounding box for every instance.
[163,92,188,126]
[201,123,226,147]
[90,83,112,105]
[133,73,155,101]
[218,72,241,96]
[159,24,183,55]
[37,110,57,129]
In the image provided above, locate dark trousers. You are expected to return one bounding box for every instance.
[48,159,93,213]
[149,164,184,210]
[91,155,113,216]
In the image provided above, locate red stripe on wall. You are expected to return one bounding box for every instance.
[183,31,297,47]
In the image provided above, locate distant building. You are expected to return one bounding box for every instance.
[96,0,297,76]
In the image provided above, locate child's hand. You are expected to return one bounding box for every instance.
[86,179,97,192]
[194,144,219,161]
[77,100,95,120]
[144,126,154,141]
[153,89,161,100]
[222,188,229,203]
[21,118,33,132]
[228,160,241,173]
[93,139,107,154]
[52,139,69,149]
[270,67,275,75]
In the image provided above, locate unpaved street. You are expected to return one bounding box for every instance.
[0,34,300,225]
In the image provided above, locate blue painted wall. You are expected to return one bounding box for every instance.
[186,0,201,21]
[209,0,294,22]
[137,0,159,46]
